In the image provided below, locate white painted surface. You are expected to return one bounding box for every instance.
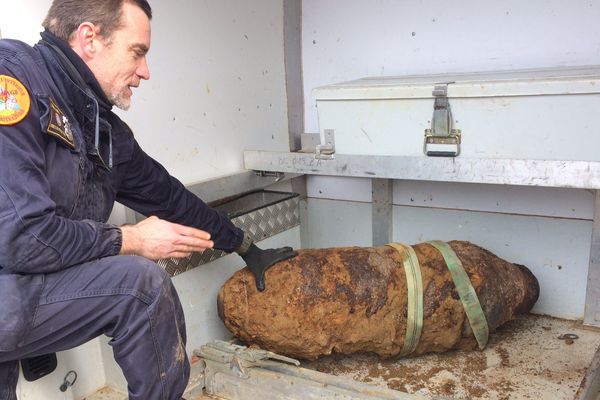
[313,68,600,161]
[307,176,373,203]
[15,340,105,400]
[302,0,600,134]
[307,176,595,219]
[315,92,600,160]
[306,197,592,319]
[0,0,48,44]
[313,66,600,99]
[121,0,289,184]
[393,180,595,219]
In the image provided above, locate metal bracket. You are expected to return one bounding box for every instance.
[316,129,336,160]
[254,171,284,182]
[197,340,300,379]
[424,84,461,157]
[195,340,431,399]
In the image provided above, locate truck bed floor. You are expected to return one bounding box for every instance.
[301,314,600,399]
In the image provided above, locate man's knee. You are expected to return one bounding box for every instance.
[110,256,170,303]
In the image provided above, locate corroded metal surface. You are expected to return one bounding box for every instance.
[218,241,539,360]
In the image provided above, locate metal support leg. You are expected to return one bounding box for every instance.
[575,342,600,400]
[584,190,600,327]
[372,179,393,246]
[291,176,309,248]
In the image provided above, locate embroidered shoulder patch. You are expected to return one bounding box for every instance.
[46,98,75,148]
[0,75,31,126]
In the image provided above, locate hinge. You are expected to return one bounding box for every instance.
[315,129,336,160]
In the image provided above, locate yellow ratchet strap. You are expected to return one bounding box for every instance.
[427,240,489,349]
[386,243,423,356]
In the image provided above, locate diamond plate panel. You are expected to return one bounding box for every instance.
[157,194,300,276]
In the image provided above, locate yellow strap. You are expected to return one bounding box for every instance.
[427,240,489,349]
[386,243,423,356]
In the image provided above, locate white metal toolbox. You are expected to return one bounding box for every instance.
[313,66,600,161]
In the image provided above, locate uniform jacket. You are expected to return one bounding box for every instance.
[0,31,243,351]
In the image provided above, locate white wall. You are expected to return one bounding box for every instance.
[302,0,600,133]
[1,0,292,398]
[125,0,289,184]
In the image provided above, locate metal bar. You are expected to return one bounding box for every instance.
[197,341,443,400]
[291,176,310,248]
[187,170,302,205]
[126,170,303,223]
[372,178,393,246]
[157,194,300,276]
[283,0,304,152]
[584,190,600,327]
[574,342,600,400]
[244,150,600,189]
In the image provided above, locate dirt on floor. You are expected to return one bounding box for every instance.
[302,314,600,400]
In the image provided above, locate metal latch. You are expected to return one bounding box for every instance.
[424,84,461,157]
[196,340,300,379]
[196,340,423,399]
[315,129,335,160]
[254,171,284,182]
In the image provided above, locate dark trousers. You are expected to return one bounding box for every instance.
[0,255,190,400]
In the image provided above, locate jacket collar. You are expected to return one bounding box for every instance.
[38,30,112,113]
[37,30,115,169]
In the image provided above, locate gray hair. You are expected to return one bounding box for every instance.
[42,0,152,42]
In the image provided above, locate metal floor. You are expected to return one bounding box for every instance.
[87,314,600,400]
[302,314,600,400]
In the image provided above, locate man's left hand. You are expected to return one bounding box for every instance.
[240,244,297,291]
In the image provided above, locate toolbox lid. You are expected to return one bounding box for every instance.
[313,65,600,100]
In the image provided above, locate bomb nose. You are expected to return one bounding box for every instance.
[514,263,540,313]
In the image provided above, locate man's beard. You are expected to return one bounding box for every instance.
[110,89,131,111]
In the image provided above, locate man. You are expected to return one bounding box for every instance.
[0,0,296,399]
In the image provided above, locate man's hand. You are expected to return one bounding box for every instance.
[241,244,297,291]
[120,216,214,260]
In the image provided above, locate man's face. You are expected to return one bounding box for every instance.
[89,2,151,110]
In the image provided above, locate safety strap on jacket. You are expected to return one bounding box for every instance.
[386,243,423,356]
[427,240,489,349]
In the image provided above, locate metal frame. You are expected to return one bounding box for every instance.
[575,340,600,400]
[244,151,600,189]
[372,178,393,245]
[244,150,600,328]
[123,170,302,224]
[584,191,600,326]
[195,341,444,400]
[283,0,304,152]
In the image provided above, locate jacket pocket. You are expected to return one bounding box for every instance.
[0,273,44,351]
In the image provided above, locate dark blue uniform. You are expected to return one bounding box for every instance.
[0,31,244,400]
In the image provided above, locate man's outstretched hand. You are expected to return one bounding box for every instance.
[241,244,297,291]
[120,216,214,260]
